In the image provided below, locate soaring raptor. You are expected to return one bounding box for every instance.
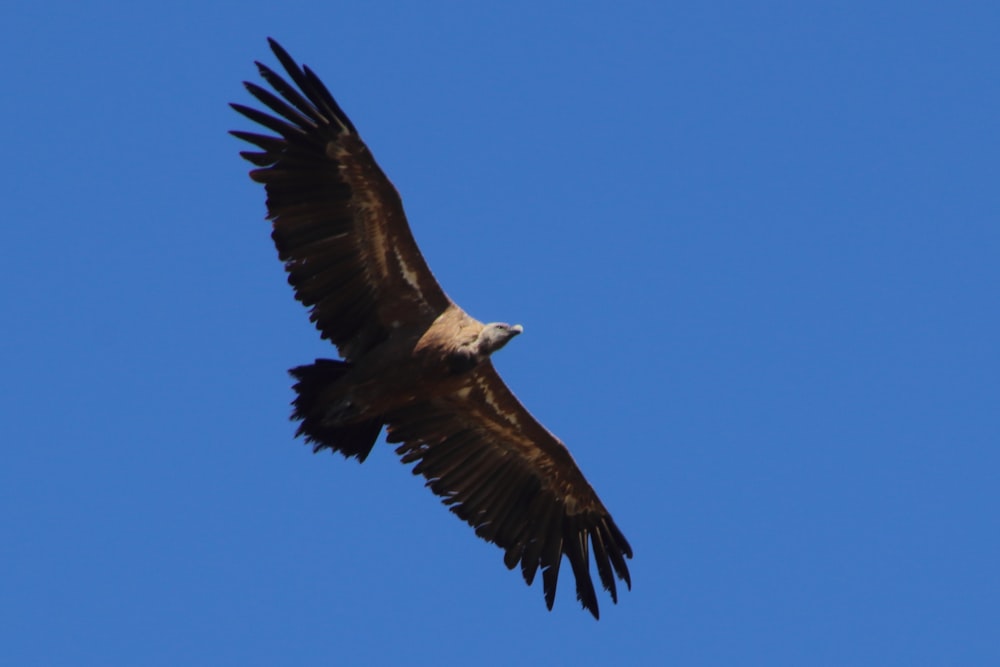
[232,39,632,618]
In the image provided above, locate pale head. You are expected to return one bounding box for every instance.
[475,322,524,357]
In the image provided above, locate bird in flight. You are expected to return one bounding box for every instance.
[232,38,631,618]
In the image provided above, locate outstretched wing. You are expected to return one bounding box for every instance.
[232,39,450,360]
[385,362,632,619]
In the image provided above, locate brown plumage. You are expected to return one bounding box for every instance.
[232,38,632,618]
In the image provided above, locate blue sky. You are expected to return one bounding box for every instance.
[3,2,998,665]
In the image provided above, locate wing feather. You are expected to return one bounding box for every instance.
[232,39,450,359]
[384,363,632,618]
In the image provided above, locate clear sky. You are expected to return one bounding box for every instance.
[3,2,998,665]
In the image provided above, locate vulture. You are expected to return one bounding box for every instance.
[232,38,632,618]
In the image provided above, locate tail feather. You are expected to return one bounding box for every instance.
[289,359,383,462]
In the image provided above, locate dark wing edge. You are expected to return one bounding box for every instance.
[385,363,632,619]
[231,38,450,359]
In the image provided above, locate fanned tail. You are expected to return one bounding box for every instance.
[289,359,383,462]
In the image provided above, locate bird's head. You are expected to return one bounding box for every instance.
[476,322,524,357]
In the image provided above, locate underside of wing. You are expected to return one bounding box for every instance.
[384,363,632,618]
[231,39,450,359]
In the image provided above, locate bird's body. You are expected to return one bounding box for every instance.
[293,307,518,435]
[233,39,632,618]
